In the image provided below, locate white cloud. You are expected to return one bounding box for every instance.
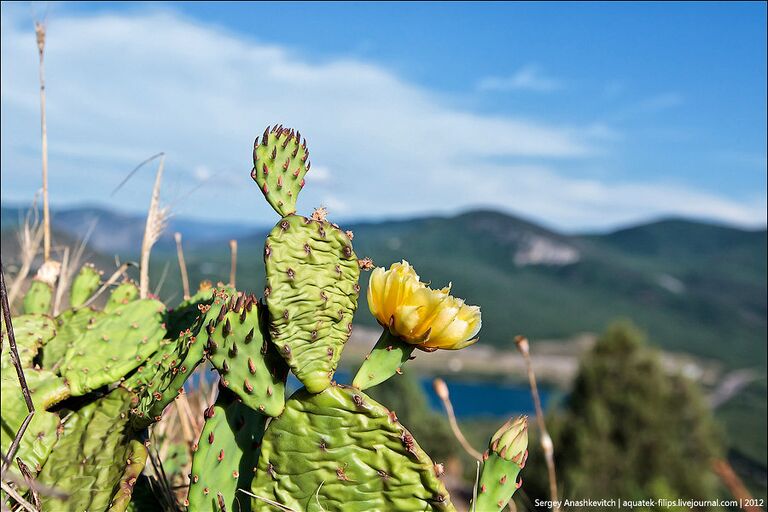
[1,7,764,232]
[477,65,561,93]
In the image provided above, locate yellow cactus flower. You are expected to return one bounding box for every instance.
[367,261,481,350]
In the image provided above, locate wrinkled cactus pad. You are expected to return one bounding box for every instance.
[251,384,455,511]
[188,388,267,512]
[61,298,166,395]
[44,308,104,371]
[2,313,56,368]
[251,125,310,217]
[105,281,140,313]
[207,294,288,416]
[37,388,147,511]
[264,215,360,393]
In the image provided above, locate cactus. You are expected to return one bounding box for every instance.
[251,125,310,217]
[251,384,455,511]
[264,214,360,393]
[206,294,288,416]
[187,388,268,512]
[131,286,235,427]
[70,263,103,308]
[22,278,53,314]
[474,416,528,512]
[60,298,166,395]
[105,280,140,313]
[37,388,148,511]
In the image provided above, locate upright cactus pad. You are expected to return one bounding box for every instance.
[105,281,140,313]
[251,125,310,217]
[131,287,234,427]
[207,294,288,416]
[251,385,455,512]
[475,416,528,511]
[70,263,103,308]
[37,388,148,512]
[23,279,53,314]
[264,215,360,393]
[61,298,166,395]
[188,388,268,512]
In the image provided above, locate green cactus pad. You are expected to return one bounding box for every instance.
[1,314,56,368]
[207,294,288,416]
[264,215,360,393]
[70,263,103,308]
[23,279,53,314]
[188,388,268,512]
[131,287,235,427]
[37,388,148,511]
[251,125,310,217]
[1,366,68,484]
[251,385,455,511]
[61,298,166,395]
[44,308,105,371]
[105,281,140,313]
[475,416,528,511]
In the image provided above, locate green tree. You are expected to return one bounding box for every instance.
[553,321,723,508]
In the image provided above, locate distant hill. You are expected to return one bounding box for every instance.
[2,204,765,369]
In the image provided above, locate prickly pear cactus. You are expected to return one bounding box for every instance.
[475,416,528,512]
[105,280,139,313]
[60,298,166,395]
[251,384,455,511]
[187,388,268,512]
[264,215,360,393]
[37,388,148,512]
[70,263,102,308]
[251,125,310,217]
[207,294,288,416]
[23,279,52,314]
[131,286,234,427]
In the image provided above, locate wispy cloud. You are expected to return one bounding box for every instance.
[0,8,764,231]
[476,65,561,93]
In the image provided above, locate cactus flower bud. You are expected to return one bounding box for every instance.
[490,416,528,465]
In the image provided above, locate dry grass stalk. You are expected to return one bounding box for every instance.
[432,378,483,460]
[174,233,190,300]
[7,203,45,306]
[52,246,70,315]
[140,155,169,299]
[229,239,238,287]
[515,335,559,512]
[35,21,51,264]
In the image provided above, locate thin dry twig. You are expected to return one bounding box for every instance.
[432,378,483,460]
[34,21,51,263]
[0,258,36,477]
[140,155,169,299]
[16,458,41,510]
[76,261,136,310]
[229,239,238,287]
[515,335,559,511]
[174,233,190,300]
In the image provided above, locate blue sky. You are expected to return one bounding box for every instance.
[1,1,766,231]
